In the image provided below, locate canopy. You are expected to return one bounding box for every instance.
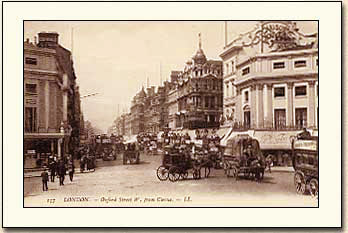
[124,135,137,144]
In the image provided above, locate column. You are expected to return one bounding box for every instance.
[256,84,264,128]
[51,141,54,154]
[308,80,316,128]
[287,82,294,128]
[44,80,49,131]
[235,88,242,124]
[250,85,257,129]
[62,74,68,122]
[57,138,62,158]
[264,84,273,128]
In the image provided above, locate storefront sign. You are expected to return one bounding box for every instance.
[294,140,317,151]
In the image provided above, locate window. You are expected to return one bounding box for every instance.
[273,62,285,69]
[242,67,250,76]
[25,83,37,94]
[274,87,285,97]
[295,85,307,96]
[294,60,306,68]
[244,91,249,102]
[274,109,286,129]
[225,64,229,74]
[25,107,37,133]
[25,57,37,65]
[295,108,307,129]
[205,96,209,108]
[231,61,234,73]
[316,59,318,66]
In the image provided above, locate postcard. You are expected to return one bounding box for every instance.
[2,1,342,228]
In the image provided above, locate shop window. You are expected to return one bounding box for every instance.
[273,62,285,69]
[25,107,37,133]
[295,85,307,96]
[25,83,37,94]
[242,67,250,76]
[274,87,285,97]
[294,60,306,68]
[25,57,37,65]
[274,109,286,129]
[295,108,307,129]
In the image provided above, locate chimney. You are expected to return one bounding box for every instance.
[37,32,59,48]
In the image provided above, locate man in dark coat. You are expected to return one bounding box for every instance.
[49,158,57,182]
[57,160,66,186]
[41,168,49,191]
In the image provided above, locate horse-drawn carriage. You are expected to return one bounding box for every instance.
[291,134,318,197]
[222,134,265,181]
[123,143,140,165]
[156,142,217,182]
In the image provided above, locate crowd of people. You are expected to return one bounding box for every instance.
[41,154,75,191]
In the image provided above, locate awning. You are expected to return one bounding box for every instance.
[125,135,137,144]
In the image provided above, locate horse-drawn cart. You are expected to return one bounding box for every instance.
[222,134,265,181]
[123,143,140,165]
[156,144,212,182]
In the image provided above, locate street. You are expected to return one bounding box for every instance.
[24,152,318,207]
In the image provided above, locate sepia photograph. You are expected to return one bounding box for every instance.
[2,1,342,228]
[23,20,319,207]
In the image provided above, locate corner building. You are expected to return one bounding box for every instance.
[167,34,223,130]
[24,32,81,164]
[220,21,318,130]
[219,22,318,166]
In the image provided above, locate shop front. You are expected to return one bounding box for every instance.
[24,132,68,168]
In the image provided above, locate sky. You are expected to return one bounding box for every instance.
[24,21,317,132]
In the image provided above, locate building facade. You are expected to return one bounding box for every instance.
[167,34,223,130]
[24,32,81,164]
[220,21,318,130]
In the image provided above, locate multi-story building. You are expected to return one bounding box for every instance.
[167,34,223,130]
[124,113,132,137]
[24,32,81,163]
[130,87,146,135]
[219,21,318,165]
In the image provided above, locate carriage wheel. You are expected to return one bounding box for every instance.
[309,178,318,198]
[168,167,180,182]
[156,166,169,181]
[294,172,306,195]
[193,169,200,180]
[180,171,189,180]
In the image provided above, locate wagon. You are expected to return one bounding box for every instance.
[156,144,208,182]
[291,134,318,197]
[123,143,140,165]
[222,134,265,181]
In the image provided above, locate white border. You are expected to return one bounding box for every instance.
[2,1,341,228]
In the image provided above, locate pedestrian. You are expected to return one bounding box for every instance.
[49,158,57,182]
[41,168,49,191]
[57,160,66,186]
[68,160,75,182]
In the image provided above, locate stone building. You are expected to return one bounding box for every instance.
[167,34,223,130]
[24,32,81,163]
[220,21,318,130]
[219,21,318,166]
[130,87,146,135]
